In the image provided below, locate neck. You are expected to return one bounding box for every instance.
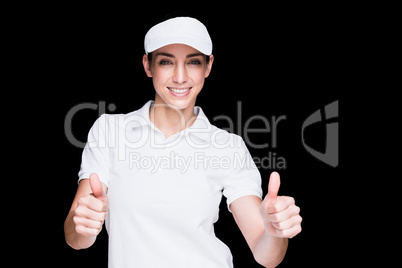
[149,97,197,138]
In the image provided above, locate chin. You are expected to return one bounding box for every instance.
[165,98,194,110]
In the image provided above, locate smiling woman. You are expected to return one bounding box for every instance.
[64,15,302,268]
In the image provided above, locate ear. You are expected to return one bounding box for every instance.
[142,54,153,77]
[204,54,214,78]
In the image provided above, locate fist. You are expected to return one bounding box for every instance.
[73,173,108,237]
[260,172,302,238]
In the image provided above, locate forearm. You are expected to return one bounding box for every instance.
[64,211,97,250]
[252,230,288,268]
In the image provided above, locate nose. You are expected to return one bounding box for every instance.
[172,63,188,84]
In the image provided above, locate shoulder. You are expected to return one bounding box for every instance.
[208,123,247,153]
[95,100,152,128]
[86,104,148,144]
[95,105,150,130]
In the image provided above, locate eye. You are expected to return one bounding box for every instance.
[159,60,172,65]
[188,59,201,65]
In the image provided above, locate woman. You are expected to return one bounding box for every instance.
[64,16,302,267]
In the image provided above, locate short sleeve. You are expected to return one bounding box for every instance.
[223,138,262,212]
[78,114,111,187]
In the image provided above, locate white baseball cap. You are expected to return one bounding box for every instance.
[144,17,213,56]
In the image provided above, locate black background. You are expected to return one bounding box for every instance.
[24,4,357,267]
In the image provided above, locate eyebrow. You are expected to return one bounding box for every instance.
[155,52,204,58]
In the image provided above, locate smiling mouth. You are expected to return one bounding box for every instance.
[167,87,192,94]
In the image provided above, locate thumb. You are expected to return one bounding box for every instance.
[89,173,106,202]
[267,171,280,204]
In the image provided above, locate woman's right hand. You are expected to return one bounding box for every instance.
[73,173,108,237]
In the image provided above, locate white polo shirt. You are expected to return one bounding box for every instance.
[78,100,262,268]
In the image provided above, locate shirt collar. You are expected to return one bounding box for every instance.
[130,100,212,141]
[186,106,212,141]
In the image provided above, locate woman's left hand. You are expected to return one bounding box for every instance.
[259,172,303,238]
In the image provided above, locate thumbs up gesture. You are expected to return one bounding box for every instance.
[73,173,108,237]
[260,172,302,238]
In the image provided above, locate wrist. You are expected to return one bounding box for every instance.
[253,229,288,267]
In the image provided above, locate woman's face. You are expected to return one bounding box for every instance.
[143,44,214,110]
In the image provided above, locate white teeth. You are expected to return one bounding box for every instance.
[168,88,190,93]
